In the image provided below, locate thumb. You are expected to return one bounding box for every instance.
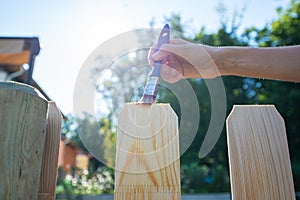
[152,44,178,61]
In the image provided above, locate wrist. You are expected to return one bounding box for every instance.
[203,45,230,76]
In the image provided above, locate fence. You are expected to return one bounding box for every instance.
[226,105,295,200]
[0,82,296,199]
[0,82,62,200]
[114,103,296,200]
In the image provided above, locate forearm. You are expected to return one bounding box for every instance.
[207,45,300,82]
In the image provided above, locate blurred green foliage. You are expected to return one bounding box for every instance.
[56,166,114,199]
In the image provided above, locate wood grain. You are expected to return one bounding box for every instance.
[114,103,181,200]
[0,82,48,200]
[226,105,295,200]
[38,102,62,200]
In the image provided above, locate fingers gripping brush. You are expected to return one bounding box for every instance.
[139,24,170,104]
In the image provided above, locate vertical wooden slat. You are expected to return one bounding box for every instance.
[38,102,62,200]
[114,103,181,200]
[0,82,48,200]
[226,105,295,200]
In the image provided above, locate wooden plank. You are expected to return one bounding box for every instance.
[114,103,181,200]
[226,105,295,200]
[0,82,48,200]
[38,102,62,200]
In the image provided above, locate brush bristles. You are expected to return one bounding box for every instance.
[139,94,156,104]
[139,76,159,104]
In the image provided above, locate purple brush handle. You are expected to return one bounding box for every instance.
[150,24,170,77]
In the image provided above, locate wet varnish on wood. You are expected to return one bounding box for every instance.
[226,105,295,200]
[114,103,181,200]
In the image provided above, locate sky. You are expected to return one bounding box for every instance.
[1,0,290,114]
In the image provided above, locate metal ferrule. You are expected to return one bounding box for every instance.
[143,76,159,95]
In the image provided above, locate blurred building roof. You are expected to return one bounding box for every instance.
[0,36,64,117]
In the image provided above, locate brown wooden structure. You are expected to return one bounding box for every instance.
[114,103,181,200]
[226,105,295,200]
[0,82,62,200]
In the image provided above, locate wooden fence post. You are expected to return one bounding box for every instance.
[38,102,62,200]
[226,105,295,200]
[114,103,181,200]
[0,82,48,200]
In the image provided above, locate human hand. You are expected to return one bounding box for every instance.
[148,38,219,83]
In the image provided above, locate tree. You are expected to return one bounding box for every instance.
[244,0,300,47]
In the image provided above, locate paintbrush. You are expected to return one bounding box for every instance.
[139,24,170,104]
